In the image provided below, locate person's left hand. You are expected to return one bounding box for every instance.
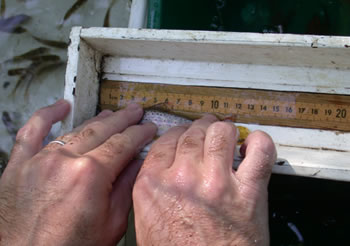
[0,100,156,245]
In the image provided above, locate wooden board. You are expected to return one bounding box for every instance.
[100,80,350,131]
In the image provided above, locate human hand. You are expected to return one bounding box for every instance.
[133,115,276,246]
[0,100,156,245]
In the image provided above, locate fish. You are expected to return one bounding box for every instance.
[30,55,61,63]
[1,0,5,18]
[140,110,250,144]
[35,61,65,77]
[8,68,27,76]
[0,149,9,176]
[8,47,50,62]
[103,0,118,27]
[141,110,192,137]
[31,35,68,49]
[0,14,30,33]
[2,111,21,142]
[139,110,250,160]
[61,0,88,25]
[10,60,65,96]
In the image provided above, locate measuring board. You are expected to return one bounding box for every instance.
[100,81,350,131]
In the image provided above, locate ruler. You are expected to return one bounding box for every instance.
[99,81,350,131]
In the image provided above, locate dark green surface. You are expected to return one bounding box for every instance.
[149,0,350,36]
[269,175,350,245]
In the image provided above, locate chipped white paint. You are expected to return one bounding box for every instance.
[62,26,82,134]
[62,27,102,135]
[64,27,350,181]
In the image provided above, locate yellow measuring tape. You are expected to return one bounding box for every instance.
[100,81,350,132]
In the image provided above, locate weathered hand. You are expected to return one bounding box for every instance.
[0,100,156,246]
[133,115,276,246]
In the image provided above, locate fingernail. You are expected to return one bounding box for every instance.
[127,103,142,111]
[143,122,158,132]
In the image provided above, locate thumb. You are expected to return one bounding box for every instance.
[235,131,276,200]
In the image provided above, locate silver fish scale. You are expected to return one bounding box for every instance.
[141,110,192,136]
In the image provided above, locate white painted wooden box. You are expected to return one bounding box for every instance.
[62,26,350,182]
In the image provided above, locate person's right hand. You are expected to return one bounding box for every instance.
[133,115,276,246]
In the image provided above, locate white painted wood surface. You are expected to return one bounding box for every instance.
[62,27,103,135]
[102,56,350,94]
[128,0,147,28]
[64,27,350,181]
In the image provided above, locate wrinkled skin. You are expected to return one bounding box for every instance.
[133,115,277,246]
[0,101,157,246]
[0,100,276,246]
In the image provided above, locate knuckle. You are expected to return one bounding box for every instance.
[109,133,133,152]
[206,122,235,157]
[68,133,84,145]
[168,165,198,191]
[134,172,152,190]
[147,141,175,161]
[96,134,133,160]
[15,125,34,143]
[145,149,167,163]
[133,171,157,199]
[207,136,227,156]
[98,141,117,160]
[73,156,97,176]
[56,132,75,142]
[178,128,205,152]
[80,127,97,138]
[199,179,229,203]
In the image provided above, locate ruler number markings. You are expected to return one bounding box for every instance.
[101,82,350,131]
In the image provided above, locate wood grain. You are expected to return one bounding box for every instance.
[100,80,350,131]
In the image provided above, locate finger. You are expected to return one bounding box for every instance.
[73,109,114,132]
[85,122,157,178]
[236,131,277,195]
[203,122,237,175]
[43,110,114,152]
[110,159,143,231]
[9,99,70,164]
[141,125,188,172]
[173,115,217,167]
[64,104,144,154]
